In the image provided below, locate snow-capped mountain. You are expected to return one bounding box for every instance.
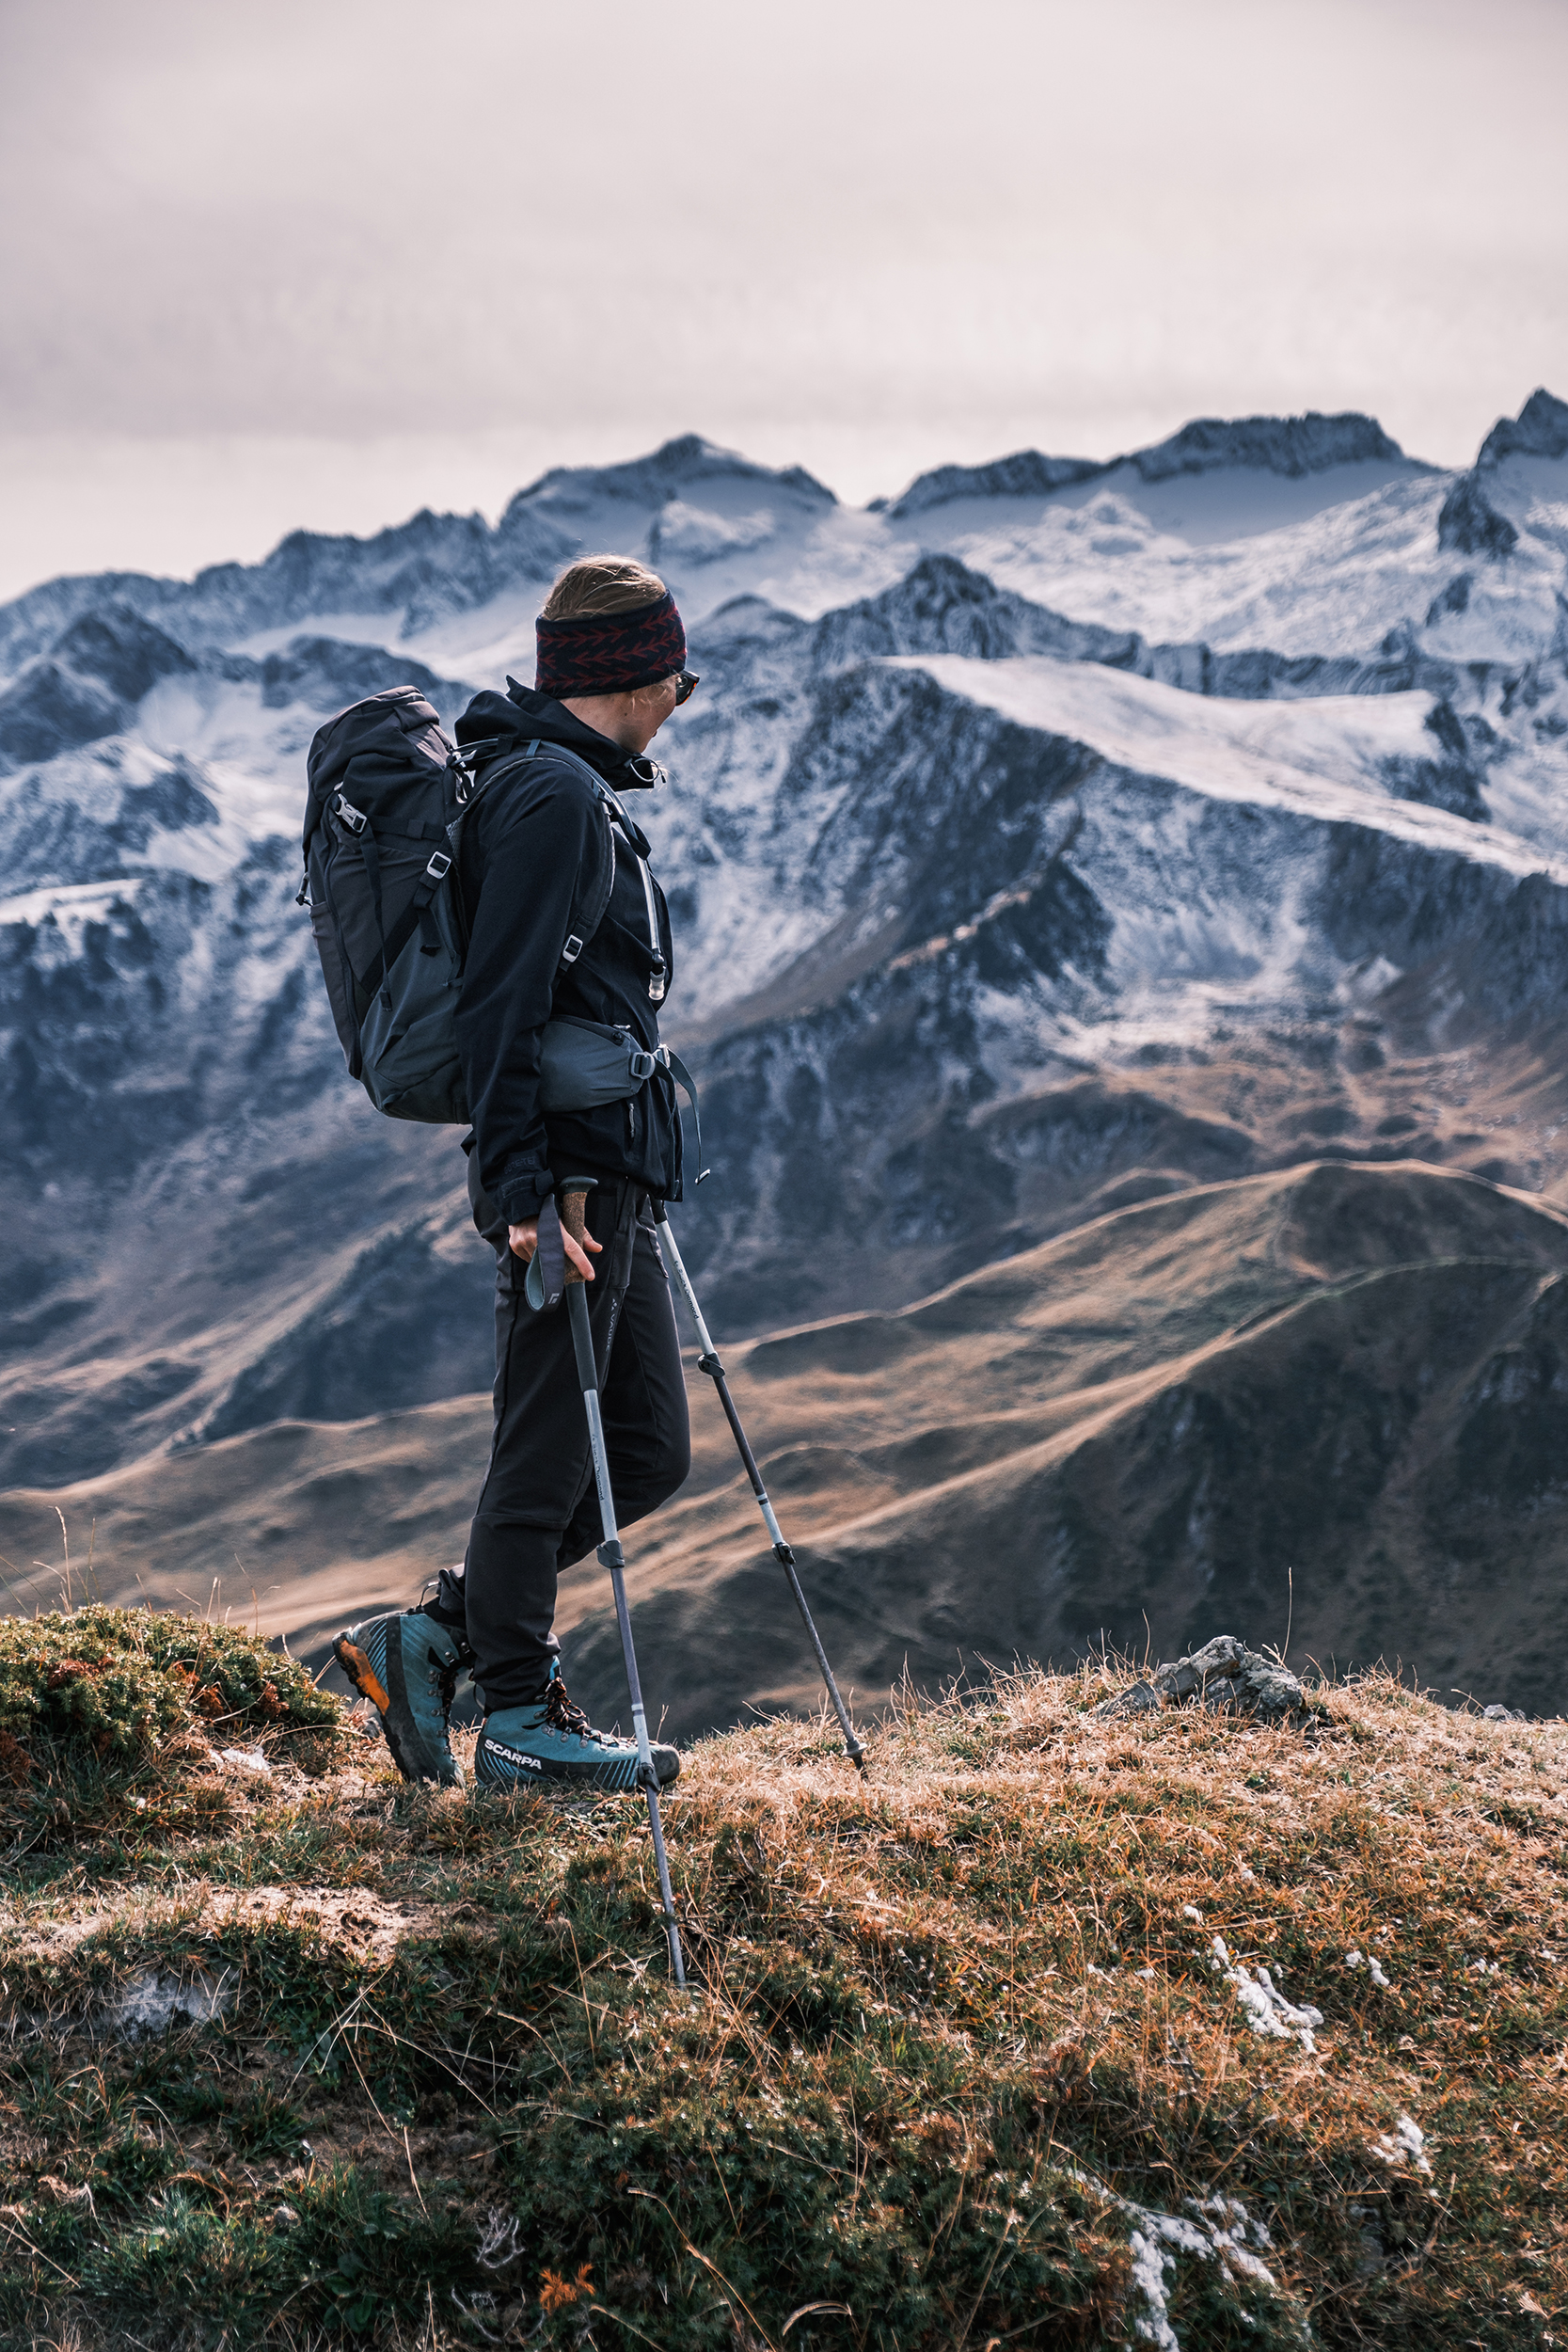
[3,392,1567,1499]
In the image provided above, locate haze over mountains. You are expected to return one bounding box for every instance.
[3,391,1567,1720]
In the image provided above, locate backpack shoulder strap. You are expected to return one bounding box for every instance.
[451,738,618,978]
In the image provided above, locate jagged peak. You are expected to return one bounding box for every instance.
[505,435,837,521]
[807,551,1104,673]
[1437,473,1518,561]
[1477,389,1568,469]
[834,552,1009,612]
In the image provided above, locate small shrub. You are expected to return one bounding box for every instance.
[0,1605,341,1847]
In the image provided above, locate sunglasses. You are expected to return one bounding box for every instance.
[673,669,700,706]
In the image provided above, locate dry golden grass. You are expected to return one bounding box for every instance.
[3,1645,1566,2347]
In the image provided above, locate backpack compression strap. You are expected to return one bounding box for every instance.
[654,1044,708,1184]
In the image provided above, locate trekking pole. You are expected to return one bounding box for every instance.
[654,1210,865,1770]
[559,1186,689,1991]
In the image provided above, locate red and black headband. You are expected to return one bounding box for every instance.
[535,590,687,699]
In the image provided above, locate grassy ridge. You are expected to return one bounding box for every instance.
[1,1611,1565,2347]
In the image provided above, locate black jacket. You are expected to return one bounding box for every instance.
[453,680,679,1225]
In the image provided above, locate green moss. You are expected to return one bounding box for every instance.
[0,1605,341,1848]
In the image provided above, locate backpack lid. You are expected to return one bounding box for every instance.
[303,687,449,854]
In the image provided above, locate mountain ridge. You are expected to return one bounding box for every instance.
[889,408,1415,516]
[5,393,1556,676]
[3,394,1567,1716]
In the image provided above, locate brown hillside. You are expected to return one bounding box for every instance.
[5,1160,1565,1737]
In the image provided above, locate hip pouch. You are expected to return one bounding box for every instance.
[538,1015,657,1110]
[539,1016,707,1184]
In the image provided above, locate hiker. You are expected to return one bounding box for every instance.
[333,556,699,1793]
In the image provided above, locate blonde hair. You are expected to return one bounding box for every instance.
[542,554,668,619]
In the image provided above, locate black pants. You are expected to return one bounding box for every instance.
[455,1164,690,1711]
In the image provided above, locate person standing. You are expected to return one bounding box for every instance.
[334,556,699,1790]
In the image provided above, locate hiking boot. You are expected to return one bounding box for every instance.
[333,1609,469,1788]
[474,1662,679,1794]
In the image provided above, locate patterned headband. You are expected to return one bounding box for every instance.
[535,590,687,698]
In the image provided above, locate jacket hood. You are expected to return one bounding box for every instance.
[454,680,663,793]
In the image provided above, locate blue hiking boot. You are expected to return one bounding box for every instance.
[333,1608,469,1788]
[474,1662,679,1794]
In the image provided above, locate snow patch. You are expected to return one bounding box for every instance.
[1370,2115,1432,2175]
[0,876,145,950]
[1211,1935,1324,2053]
[105,1966,234,2039]
[900,655,1568,887]
[1069,2165,1301,2349]
[652,501,777,564]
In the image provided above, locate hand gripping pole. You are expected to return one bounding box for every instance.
[655,1215,865,1769]
[561,1193,688,1989]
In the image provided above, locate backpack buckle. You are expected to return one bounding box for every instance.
[628,1049,656,1081]
[424,850,451,881]
[334,795,368,835]
[561,934,584,965]
[450,752,478,807]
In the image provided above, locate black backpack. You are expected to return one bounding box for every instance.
[299,688,613,1123]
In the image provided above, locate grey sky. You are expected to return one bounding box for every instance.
[2,0,1564,597]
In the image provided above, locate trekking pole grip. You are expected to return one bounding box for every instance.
[560,1184,591,1283]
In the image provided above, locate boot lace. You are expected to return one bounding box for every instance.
[424,1656,460,1731]
[545,1674,599,1740]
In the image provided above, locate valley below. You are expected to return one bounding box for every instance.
[5,1157,1565,1736]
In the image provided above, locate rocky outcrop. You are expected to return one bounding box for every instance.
[0,664,127,769]
[1095,1636,1308,1724]
[1437,473,1518,560]
[51,608,195,703]
[1378,700,1490,821]
[808,554,1142,669]
[0,609,471,770]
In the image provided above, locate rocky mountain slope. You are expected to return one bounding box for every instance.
[2,392,1566,1708]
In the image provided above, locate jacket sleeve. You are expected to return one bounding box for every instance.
[456,760,610,1225]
